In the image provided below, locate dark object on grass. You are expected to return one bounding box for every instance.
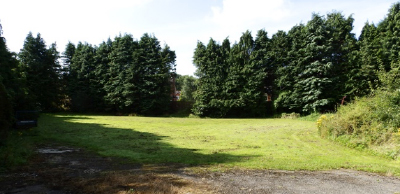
[14,111,39,129]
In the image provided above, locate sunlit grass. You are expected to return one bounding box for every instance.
[38,114,400,176]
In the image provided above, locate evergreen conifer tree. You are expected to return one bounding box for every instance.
[19,32,61,111]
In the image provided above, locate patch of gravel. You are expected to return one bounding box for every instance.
[186,170,400,194]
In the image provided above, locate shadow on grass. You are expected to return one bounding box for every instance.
[39,114,253,166]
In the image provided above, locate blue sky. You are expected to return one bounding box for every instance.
[0,0,397,75]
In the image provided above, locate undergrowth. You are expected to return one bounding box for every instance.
[318,66,400,159]
[0,128,38,171]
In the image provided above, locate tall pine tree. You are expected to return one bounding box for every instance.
[104,34,137,112]
[19,32,61,111]
[133,33,175,115]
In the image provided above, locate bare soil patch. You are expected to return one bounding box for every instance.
[1,146,399,194]
[188,169,400,194]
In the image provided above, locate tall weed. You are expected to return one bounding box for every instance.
[318,91,400,159]
[318,66,400,159]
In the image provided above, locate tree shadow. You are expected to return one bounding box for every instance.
[39,114,255,166]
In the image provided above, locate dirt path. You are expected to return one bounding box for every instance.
[188,170,400,194]
[1,146,399,194]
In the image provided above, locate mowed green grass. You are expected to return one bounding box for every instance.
[38,114,400,176]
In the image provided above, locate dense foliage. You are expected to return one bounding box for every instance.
[316,5,400,158]
[1,3,400,121]
[176,75,197,102]
[19,33,62,111]
[193,31,272,117]
[0,38,12,138]
[194,12,359,117]
[0,27,31,140]
[65,34,176,115]
[193,3,400,117]
[1,30,176,131]
[318,67,400,159]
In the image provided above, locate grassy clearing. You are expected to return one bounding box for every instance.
[37,114,400,176]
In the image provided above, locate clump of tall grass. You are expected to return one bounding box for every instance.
[318,66,400,159]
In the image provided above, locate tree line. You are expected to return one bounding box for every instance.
[0,30,177,135]
[63,34,176,114]
[2,2,400,131]
[193,3,400,117]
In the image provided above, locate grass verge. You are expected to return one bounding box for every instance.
[0,129,39,171]
[35,113,400,176]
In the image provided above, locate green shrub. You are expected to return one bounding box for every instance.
[318,66,400,159]
[318,91,400,159]
[0,82,13,142]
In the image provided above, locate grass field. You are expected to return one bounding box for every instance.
[36,114,400,176]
